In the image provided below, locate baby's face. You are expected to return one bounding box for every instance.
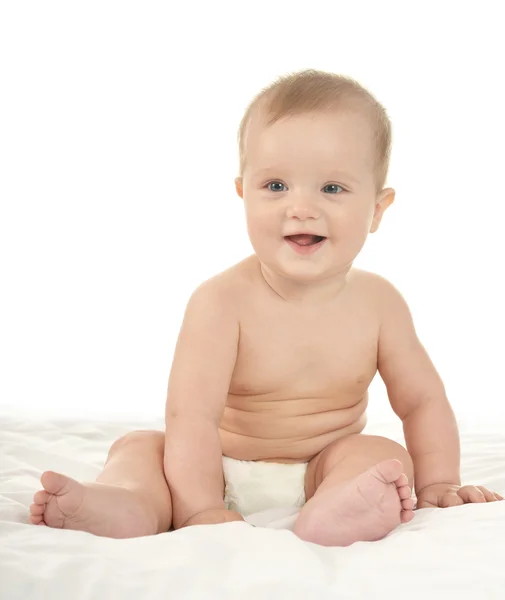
[236,110,394,283]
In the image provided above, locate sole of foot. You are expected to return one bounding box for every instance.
[293,458,415,546]
[29,471,160,539]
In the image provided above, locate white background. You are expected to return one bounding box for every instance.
[1,1,503,423]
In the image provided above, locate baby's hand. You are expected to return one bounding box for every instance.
[416,483,504,509]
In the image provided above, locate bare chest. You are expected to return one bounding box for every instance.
[229,303,380,399]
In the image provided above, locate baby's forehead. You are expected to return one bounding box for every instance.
[241,109,378,184]
[246,105,375,145]
[245,108,376,165]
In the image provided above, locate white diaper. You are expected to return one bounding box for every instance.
[222,456,307,516]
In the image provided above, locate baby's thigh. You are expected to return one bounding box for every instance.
[304,434,414,499]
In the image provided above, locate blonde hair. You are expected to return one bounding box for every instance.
[237,69,392,191]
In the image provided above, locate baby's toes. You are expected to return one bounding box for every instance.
[30,489,51,525]
[33,490,50,505]
[394,473,409,488]
[30,502,45,517]
[29,514,45,525]
[397,485,411,500]
[401,497,414,511]
[401,509,415,524]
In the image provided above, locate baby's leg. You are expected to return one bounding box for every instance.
[294,434,415,546]
[29,430,172,538]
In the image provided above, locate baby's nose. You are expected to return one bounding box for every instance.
[286,202,320,220]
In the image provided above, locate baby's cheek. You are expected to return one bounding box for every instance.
[343,214,371,242]
[245,220,271,256]
[247,211,277,239]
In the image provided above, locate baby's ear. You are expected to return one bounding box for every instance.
[370,187,395,233]
[234,177,244,198]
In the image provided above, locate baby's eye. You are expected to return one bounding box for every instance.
[266,181,287,192]
[322,183,344,194]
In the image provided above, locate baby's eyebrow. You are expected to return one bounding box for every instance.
[328,172,360,185]
[252,168,360,184]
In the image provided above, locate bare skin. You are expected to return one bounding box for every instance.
[30,431,172,537]
[30,259,502,542]
[30,109,503,545]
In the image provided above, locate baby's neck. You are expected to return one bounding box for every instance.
[258,261,350,306]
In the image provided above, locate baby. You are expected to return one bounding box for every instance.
[30,69,503,546]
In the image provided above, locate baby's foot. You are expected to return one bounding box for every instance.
[29,471,159,538]
[293,459,414,547]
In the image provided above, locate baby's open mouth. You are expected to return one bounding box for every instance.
[284,234,326,246]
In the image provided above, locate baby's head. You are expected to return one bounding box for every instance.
[235,69,395,283]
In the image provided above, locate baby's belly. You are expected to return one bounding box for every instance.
[219,395,368,463]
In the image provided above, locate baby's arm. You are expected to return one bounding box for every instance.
[376,278,461,496]
[164,278,242,529]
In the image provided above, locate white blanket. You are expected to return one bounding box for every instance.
[1,416,505,599]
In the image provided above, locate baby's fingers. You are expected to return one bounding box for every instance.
[457,485,486,504]
[477,486,500,502]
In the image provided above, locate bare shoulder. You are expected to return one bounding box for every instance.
[348,268,411,319]
[348,267,398,292]
[186,256,256,315]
